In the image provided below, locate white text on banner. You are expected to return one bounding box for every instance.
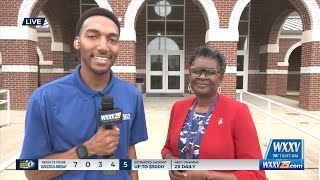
[38,159,119,170]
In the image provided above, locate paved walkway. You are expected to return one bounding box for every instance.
[0,93,319,180]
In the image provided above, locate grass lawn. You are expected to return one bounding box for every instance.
[281,95,299,101]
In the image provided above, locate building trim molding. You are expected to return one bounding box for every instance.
[229,0,250,31]
[51,42,71,53]
[136,69,146,74]
[0,26,37,42]
[40,68,72,73]
[248,70,289,74]
[278,41,301,67]
[111,66,136,73]
[266,69,288,74]
[119,27,136,42]
[37,46,43,61]
[301,66,320,73]
[301,29,320,43]
[205,28,238,42]
[288,71,300,75]
[1,65,38,72]
[259,44,279,54]
[225,66,237,73]
[279,34,302,39]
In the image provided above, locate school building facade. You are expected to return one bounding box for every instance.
[0,0,319,110]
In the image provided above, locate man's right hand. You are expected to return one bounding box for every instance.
[83,125,120,156]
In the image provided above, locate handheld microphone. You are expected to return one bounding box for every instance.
[98,96,123,176]
[98,96,123,131]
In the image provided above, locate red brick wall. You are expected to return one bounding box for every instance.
[276,74,288,96]
[0,40,38,109]
[38,37,52,62]
[136,5,146,70]
[115,73,135,85]
[0,41,37,65]
[214,0,236,28]
[299,42,320,110]
[206,42,237,99]
[39,66,53,85]
[299,74,320,111]
[0,0,23,26]
[135,4,146,92]
[2,72,37,109]
[279,39,300,62]
[301,43,320,67]
[116,42,136,66]
[115,41,136,84]
[108,0,131,27]
[70,0,81,69]
[248,74,265,93]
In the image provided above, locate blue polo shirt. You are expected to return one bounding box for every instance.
[20,65,148,180]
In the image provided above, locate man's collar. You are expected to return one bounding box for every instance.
[73,64,115,100]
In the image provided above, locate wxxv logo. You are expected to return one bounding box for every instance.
[265,139,304,159]
[260,139,304,170]
[259,159,304,170]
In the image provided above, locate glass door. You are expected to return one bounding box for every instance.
[147,52,184,93]
[165,52,183,92]
[236,51,248,92]
[148,53,165,93]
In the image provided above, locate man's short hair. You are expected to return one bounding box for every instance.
[76,7,120,36]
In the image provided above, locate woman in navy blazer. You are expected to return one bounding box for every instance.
[162,46,266,180]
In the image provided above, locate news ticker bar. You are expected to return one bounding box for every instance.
[16,159,304,170]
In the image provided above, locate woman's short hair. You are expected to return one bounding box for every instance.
[188,46,226,75]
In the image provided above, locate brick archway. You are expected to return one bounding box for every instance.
[123,0,219,41]
[268,10,296,44]
[41,6,62,43]
[282,41,302,66]
[17,0,112,26]
[229,0,320,33]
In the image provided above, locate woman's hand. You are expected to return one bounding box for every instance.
[169,170,187,180]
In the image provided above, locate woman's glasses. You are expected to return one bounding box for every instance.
[188,66,220,77]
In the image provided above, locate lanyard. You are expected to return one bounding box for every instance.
[185,95,219,159]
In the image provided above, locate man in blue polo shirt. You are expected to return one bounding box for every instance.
[20,7,148,180]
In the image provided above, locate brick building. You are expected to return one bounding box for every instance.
[0,0,319,110]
